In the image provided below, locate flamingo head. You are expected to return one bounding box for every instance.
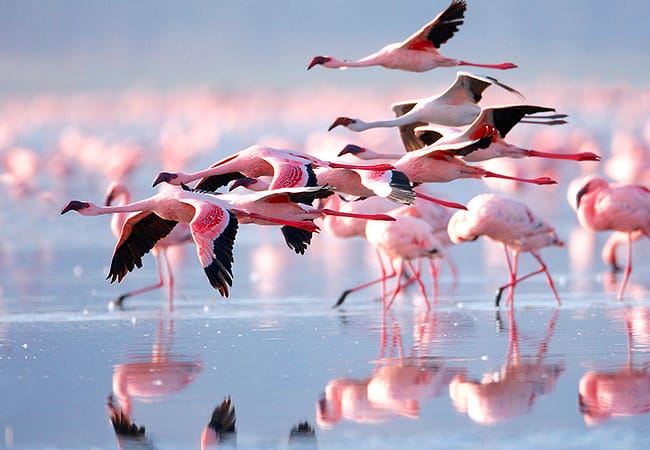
[575,177,607,209]
[337,144,366,158]
[105,182,129,206]
[328,117,356,131]
[307,55,331,69]
[152,171,180,187]
[60,200,92,215]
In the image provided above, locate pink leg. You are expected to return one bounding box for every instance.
[406,260,430,310]
[616,232,634,301]
[113,251,165,308]
[385,261,406,310]
[505,251,519,308]
[428,258,439,301]
[495,246,516,307]
[524,149,600,162]
[334,256,396,307]
[161,250,175,311]
[458,61,517,70]
[317,208,394,221]
[531,250,561,306]
[415,191,466,210]
[481,170,557,186]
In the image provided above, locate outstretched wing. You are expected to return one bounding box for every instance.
[401,0,466,50]
[390,101,429,151]
[281,225,314,255]
[190,205,238,297]
[491,105,556,138]
[107,212,178,283]
[194,171,246,193]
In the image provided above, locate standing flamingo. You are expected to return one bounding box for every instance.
[152,144,393,193]
[104,182,192,308]
[338,143,557,187]
[575,177,650,300]
[328,72,523,151]
[413,105,600,163]
[307,0,516,72]
[447,193,564,306]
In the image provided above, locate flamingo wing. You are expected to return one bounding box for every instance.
[390,101,429,151]
[400,0,466,50]
[107,212,178,283]
[281,225,314,255]
[190,206,238,297]
[267,157,318,189]
[194,171,246,193]
[491,105,556,138]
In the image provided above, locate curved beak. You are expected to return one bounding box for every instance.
[152,172,175,187]
[104,188,116,206]
[60,200,88,215]
[337,144,364,158]
[576,184,589,209]
[307,55,330,70]
[328,117,355,131]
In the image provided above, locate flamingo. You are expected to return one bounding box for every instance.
[338,143,557,187]
[201,397,236,449]
[104,182,193,308]
[60,187,320,297]
[447,193,564,306]
[151,144,394,193]
[107,395,150,448]
[307,0,516,72]
[328,72,523,151]
[575,177,650,300]
[412,104,600,163]
[336,205,447,310]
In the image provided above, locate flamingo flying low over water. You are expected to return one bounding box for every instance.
[152,144,394,193]
[447,193,564,306]
[575,177,650,300]
[328,72,523,151]
[412,104,600,163]
[307,0,516,72]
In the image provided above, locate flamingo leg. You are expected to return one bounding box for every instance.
[428,258,439,302]
[161,250,175,311]
[385,261,406,310]
[406,260,430,311]
[616,232,634,301]
[496,245,516,307]
[334,260,396,308]
[458,61,517,70]
[415,191,466,210]
[505,251,519,307]
[531,250,561,306]
[113,251,165,308]
[481,170,556,185]
[497,251,561,307]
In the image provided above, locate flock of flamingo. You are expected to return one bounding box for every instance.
[52,0,650,310]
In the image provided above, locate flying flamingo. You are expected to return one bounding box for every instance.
[151,144,394,193]
[60,187,321,297]
[104,181,193,308]
[412,104,600,163]
[307,0,516,72]
[336,204,447,310]
[338,143,557,187]
[447,193,564,306]
[575,177,650,300]
[328,71,523,151]
[201,397,237,449]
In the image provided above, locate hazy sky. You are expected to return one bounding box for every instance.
[0,1,648,95]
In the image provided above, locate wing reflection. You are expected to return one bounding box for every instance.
[317,311,463,428]
[107,394,155,450]
[579,306,650,425]
[201,396,237,449]
[449,309,564,424]
[111,319,203,418]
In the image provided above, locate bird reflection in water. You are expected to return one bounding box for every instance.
[449,309,564,424]
[111,319,203,419]
[579,306,650,425]
[317,311,461,427]
[201,397,237,449]
[107,394,155,450]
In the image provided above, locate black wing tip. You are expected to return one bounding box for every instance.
[281,225,313,255]
[204,212,238,297]
[208,396,237,434]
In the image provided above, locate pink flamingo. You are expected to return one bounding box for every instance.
[412,104,600,163]
[336,204,447,310]
[338,143,557,187]
[328,71,523,151]
[151,144,393,193]
[447,193,564,306]
[307,0,516,72]
[575,177,650,300]
[61,187,321,297]
[601,230,645,273]
[201,397,237,449]
[104,182,193,308]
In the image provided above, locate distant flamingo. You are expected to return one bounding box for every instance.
[307,0,516,72]
[338,143,557,187]
[201,397,237,449]
[104,182,192,308]
[61,187,320,297]
[447,193,564,306]
[328,72,523,151]
[412,104,600,164]
[152,144,393,193]
[575,177,650,300]
[336,205,447,310]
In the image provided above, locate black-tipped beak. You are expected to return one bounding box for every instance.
[307,56,330,70]
[229,177,258,191]
[104,189,116,206]
[152,172,176,187]
[60,200,88,215]
[337,144,364,157]
[328,117,354,131]
[576,184,589,209]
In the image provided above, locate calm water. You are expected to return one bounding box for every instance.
[1,85,650,448]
